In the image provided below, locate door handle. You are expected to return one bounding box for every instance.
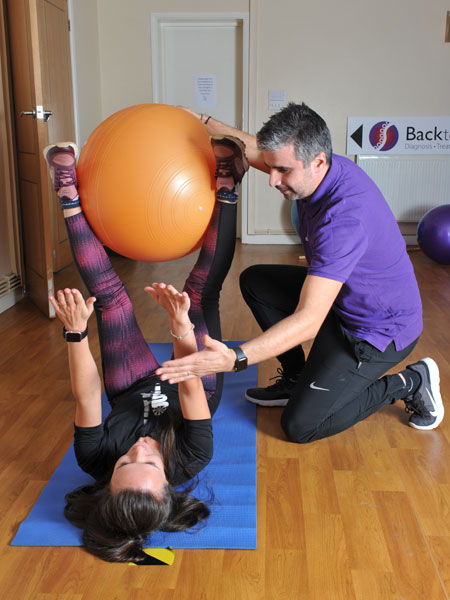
[20,109,37,118]
[20,105,53,122]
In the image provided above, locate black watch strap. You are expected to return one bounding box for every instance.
[63,326,88,342]
[231,346,248,371]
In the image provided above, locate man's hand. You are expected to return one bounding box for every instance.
[156,334,235,383]
[49,288,95,332]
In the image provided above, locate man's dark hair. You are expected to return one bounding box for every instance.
[256,102,332,165]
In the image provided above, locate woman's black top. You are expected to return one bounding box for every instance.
[73,379,213,486]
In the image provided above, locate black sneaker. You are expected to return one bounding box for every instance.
[404,357,444,430]
[245,368,298,407]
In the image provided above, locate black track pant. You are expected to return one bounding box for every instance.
[240,264,418,443]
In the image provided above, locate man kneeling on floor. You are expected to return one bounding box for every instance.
[157,102,444,442]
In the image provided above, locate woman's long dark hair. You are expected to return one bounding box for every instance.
[64,410,211,562]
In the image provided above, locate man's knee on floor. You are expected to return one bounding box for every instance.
[280,412,317,444]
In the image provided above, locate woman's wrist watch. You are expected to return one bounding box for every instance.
[231,346,248,371]
[62,326,88,342]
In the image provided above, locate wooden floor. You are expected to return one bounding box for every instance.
[0,241,449,599]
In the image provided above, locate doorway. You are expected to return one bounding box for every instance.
[151,12,249,238]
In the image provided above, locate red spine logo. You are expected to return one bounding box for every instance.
[369,121,399,151]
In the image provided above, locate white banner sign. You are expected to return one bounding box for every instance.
[347,116,450,155]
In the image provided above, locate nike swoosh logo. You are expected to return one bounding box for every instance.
[310,382,330,391]
[426,388,438,416]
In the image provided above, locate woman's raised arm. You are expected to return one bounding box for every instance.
[49,288,102,427]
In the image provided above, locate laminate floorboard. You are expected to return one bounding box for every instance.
[0,242,448,599]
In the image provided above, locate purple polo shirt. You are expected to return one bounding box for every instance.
[296,154,422,351]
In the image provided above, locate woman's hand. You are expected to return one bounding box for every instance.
[144,283,190,322]
[49,288,95,332]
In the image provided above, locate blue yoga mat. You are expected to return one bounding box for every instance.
[12,343,257,549]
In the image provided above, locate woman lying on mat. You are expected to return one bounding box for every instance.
[44,136,248,563]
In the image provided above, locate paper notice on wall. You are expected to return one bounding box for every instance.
[195,75,216,109]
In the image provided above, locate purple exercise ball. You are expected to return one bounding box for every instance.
[417,204,450,264]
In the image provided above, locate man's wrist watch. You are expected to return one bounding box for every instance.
[62,326,88,342]
[231,346,248,371]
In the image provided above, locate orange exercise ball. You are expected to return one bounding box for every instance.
[77,104,216,262]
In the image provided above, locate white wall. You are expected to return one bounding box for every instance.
[69,0,102,147]
[70,0,450,239]
[95,0,248,119]
[70,0,247,141]
[251,0,449,153]
[249,0,450,237]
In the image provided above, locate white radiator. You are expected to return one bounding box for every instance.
[356,155,450,222]
[0,273,21,297]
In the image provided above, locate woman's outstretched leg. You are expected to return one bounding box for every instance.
[44,143,159,400]
[183,136,248,413]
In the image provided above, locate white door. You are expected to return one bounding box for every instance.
[151,12,249,237]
